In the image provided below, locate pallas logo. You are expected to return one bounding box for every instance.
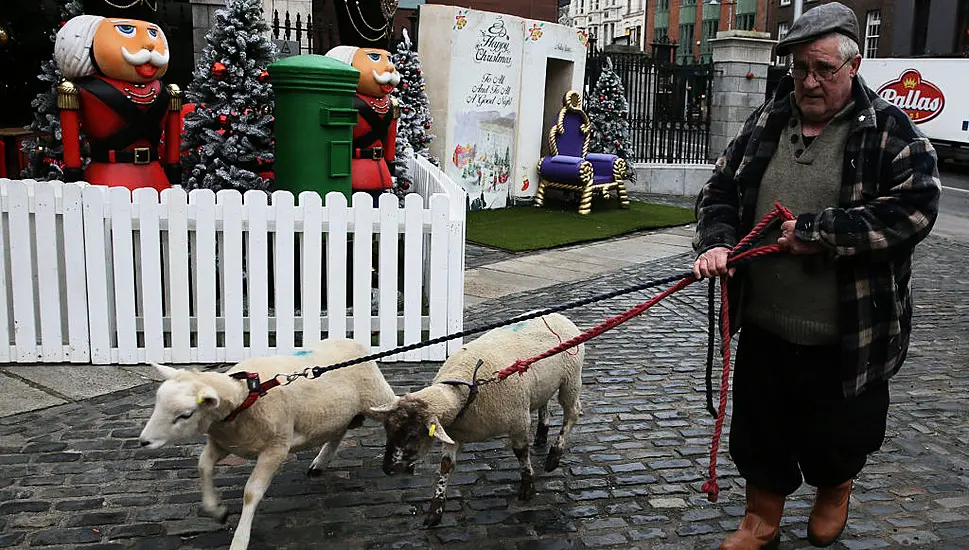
[876,69,945,124]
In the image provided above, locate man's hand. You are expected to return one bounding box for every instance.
[693,247,735,279]
[777,220,825,255]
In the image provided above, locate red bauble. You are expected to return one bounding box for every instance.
[219,115,228,125]
[401,182,410,190]
[212,62,227,78]
[599,95,605,101]
[259,69,270,82]
[402,82,408,89]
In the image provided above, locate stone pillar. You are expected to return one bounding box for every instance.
[707,30,775,162]
[189,0,226,63]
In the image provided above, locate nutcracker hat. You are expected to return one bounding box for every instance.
[85,0,158,21]
[334,0,397,49]
[324,45,359,67]
[55,15,104,80]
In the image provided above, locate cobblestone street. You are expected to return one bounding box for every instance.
[1,236,967,550]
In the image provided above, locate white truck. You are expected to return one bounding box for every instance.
[859,59,969,163]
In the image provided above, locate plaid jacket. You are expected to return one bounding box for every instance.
[694,75,941,398]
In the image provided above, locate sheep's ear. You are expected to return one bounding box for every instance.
[196,387,220,409]
[368,397,400,422]
[152,362,179,380]
[426,417,455,445]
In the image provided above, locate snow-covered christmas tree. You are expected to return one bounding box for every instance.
[587,57,634,180]
[20,0,86,180]
[389,28,436,197]
[182,0,276,191]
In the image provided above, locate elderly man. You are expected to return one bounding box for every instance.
[693,3,940,549]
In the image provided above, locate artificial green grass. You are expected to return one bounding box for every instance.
[467,200,695,252]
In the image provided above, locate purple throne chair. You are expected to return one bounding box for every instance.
[535,90,630,215]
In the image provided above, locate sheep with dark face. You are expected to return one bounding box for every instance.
[369,313,584,526]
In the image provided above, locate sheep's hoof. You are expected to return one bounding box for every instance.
[306,466,323,478]
[200,505,229,524]
[545,447,563,472]
[518,479,536,501]
[423,503,444,527]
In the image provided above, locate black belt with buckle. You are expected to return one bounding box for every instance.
[90,146,158,165]
[354,147,383,160]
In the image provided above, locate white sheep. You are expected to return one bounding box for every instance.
[138,339,396,550]
[369,313,584,527]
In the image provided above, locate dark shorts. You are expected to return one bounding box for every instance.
[728,323,891,496]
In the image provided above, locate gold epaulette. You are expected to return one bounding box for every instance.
[167,84,182,112]
[56,80,80,110]
[391,96,400,119]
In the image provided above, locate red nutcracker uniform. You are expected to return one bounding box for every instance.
[351,93,398,192]
[54,15,180,191]
[58,76,180,192]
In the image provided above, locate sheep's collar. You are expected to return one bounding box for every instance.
[222,372,282,422]
[438,359,485,422]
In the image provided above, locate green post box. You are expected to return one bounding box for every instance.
[268,55,360,197]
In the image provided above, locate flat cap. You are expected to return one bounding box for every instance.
[776,2,859,56]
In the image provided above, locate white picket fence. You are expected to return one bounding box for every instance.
[0,155,466,364]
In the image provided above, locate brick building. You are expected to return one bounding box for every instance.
[644,0,770,63]
[767,0,969,61]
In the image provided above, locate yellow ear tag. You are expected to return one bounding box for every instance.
[197,396,205,405]
[428,424,436,437]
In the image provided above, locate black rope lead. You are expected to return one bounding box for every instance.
[705,277,717,418]
[300,252,773,384]
[308,269,696,379]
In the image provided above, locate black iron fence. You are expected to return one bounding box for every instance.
[585,45,714,164]
[272,10,316,55]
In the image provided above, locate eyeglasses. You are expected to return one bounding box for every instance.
[790,58,851,82]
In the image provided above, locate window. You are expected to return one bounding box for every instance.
[655,26,669,40]
[736,13,756,31]
[594,0,600,10]
[701,18,719,61]
[865,11,881,57]
[656,0,670,11]
[678,23,696,62]
[780,0,791,5]
[958,0,969,55]
[912,0,930,55]
[776,22,789,65]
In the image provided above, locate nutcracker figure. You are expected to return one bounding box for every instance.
[325,45,400,193]
[53,14,180,191]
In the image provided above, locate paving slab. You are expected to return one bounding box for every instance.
[3,365,152,400]
[0,371,67,416]
[480,258,596,282]
[512,253,611,275]
[463,267,551,299]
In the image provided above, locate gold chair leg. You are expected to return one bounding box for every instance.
[616,180,630,209]
[535,179,546,208]
[578,185,594,215]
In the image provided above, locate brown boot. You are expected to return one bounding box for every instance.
[807,480,851,547]
[720,485,784,550]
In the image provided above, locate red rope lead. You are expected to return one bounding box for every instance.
[700,202,794,503]
[493,202,797,504]
[497,277,697,380]
[700,276,732,502]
